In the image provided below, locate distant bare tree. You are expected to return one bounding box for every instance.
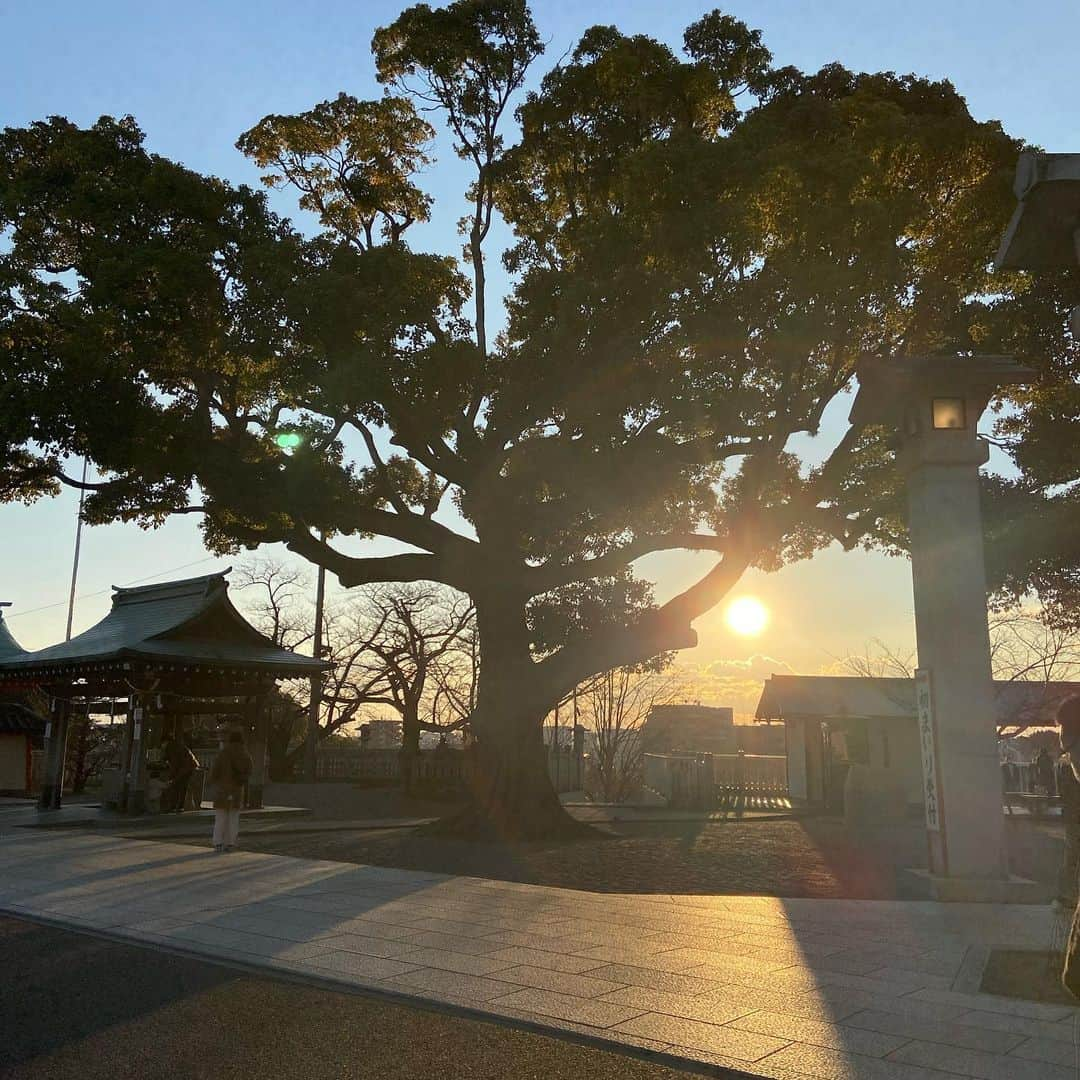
[235,560,397,778]
[234,560,313,652]
[834,639,916,679]
[579,667,683,803]
[235,563,478,782]
[990,604,1080,734]
[834,604,1080,735]
[428,616,480,732]
[990,606,1080,684]
[351,585,475,777]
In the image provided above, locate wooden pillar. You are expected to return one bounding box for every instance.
[805,721,826,807]
[246,690,268,809]
[38,697,71,810]
[118,696,135,811]
[127,693,149,814]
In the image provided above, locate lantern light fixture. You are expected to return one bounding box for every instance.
[931,397,966,430]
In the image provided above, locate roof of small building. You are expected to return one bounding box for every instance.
[756,674,1080,729]
[0,699,45,736]
[0,612,44,736]
[0,608,27,663]
[0,572,327,680]
[647,704,735,725]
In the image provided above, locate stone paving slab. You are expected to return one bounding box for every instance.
[1,829,1077,1079]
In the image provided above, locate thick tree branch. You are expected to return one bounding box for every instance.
[534,542,755,707]
[531,532,728,592]
[356,421,411,517]
[284,530,473,592]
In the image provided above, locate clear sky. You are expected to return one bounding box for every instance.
[2,0,1076,709]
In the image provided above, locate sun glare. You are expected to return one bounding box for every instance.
[725,596,769,637]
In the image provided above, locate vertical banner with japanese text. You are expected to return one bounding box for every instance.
[915,667,948,874]
[915,669,939,831]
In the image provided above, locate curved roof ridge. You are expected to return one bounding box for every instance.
[0,571,324,678]
[112,570,230,604]
[0,608,27,661]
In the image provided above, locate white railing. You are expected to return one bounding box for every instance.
[644,751,790,810]
[712,753,787,793]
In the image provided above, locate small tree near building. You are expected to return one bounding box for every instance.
[580,667,683,803]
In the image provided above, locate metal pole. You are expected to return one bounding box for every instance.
[552,700,559,792]
[304,538,326,784]
[64,458,89,642]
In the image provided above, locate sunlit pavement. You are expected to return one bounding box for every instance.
[1,829,1077,1079]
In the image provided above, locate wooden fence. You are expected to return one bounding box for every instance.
[313,745,584,794]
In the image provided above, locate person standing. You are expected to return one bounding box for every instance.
[1036,746,1055,797]
[1058,699,1080,1000]
[164,728,199,813]
[1057,743,1080,913]
[998,736,1021,792]
[209,728,253,853]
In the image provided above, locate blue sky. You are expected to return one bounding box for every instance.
[2,0,1076,685]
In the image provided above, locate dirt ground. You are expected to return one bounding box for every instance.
[234,817,902,896]
[263,780,458,821]
[157,813,1057,900]
[118,780,1066,900]
[981,947,1076,1005]
[1,916,709,1080]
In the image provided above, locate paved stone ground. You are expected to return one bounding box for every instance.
[2,830,1077,1079]
[0,915,701,1080]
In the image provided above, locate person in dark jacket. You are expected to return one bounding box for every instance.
[1036,747,1055,796]
[163,728,199,813]
[1056,697,1080,998]
[1056,753,1080,910]
[209,729,253,853]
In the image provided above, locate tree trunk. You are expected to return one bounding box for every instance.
[431,591,588,841]
[400,708,420,794]
[456,703,586,840]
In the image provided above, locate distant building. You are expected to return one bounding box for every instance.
[361,719,402,749]
[642,704,737,755]
[0,609,44,795]
[736,722,785,756]
[756,674,1080,811]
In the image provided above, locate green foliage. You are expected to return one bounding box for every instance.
[236,94,434,247]
[0,115,475,552]
[372,0,541,164]
[983,477,1080,628]
[1,4,1071,696]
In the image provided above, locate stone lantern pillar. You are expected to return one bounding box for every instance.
[850,355,1033,888]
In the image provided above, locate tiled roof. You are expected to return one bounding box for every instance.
[756,674,1080,728]
[0,699,44,736]
[0,572,326,678]
[0,611,27,662]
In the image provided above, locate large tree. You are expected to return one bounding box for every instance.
[1,3,1070,837]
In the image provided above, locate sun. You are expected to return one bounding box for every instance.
[725,596,769,637]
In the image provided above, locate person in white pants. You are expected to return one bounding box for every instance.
[212,806,241,850]
[209,728,253,853]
